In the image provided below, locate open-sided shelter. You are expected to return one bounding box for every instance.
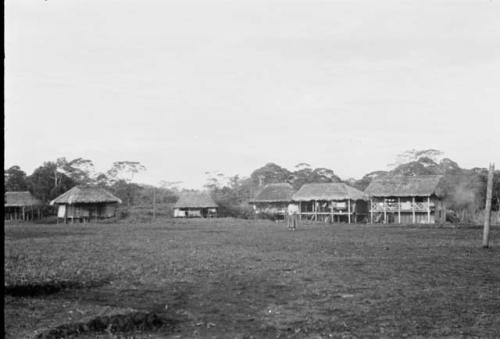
[249,183,295,219]
[50,186,122,223]
[364,175,445,224]
[4,191,43,221]
[174,192,218,218]
[292,183,368,223]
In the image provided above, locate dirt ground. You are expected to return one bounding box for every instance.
[4,219,500,338]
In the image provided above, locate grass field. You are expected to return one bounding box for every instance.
[4,219,500,338]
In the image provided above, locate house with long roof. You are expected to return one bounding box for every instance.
[50,186,122,223]
[292,183,368,223]
[364,175,445,224]
[4,191,43,221]
[249,183,295,219]
[174,191,218,218]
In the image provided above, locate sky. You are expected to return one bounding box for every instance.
[5,0,500,189]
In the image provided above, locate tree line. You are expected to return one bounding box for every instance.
[4,150,499,222]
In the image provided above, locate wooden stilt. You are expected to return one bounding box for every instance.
[398,197,401,224]
[427,196,431,224]
[412,197,416,224]
[383,198,387,224]
[330,201,334,224]
[348,199,351,224]
[370,199,373,224]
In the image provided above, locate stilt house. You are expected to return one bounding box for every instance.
[364,175,445,224]
[174,192,218,218]
[292,183,368,223]
[4,191,43,221]
[50,186,122,223]
[249,183,295,219]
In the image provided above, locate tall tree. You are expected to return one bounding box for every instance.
[4,166,28,191]
[106,161,146,184]
[27,162,76,202]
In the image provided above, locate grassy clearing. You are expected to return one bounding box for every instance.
[4,219,500,338]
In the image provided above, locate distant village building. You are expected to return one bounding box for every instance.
[364,175,445,224]
[249,183,296,220]
[4,191,43,221]
[50,186,122,223]
[174,192,218,218]
[292,183,368,223]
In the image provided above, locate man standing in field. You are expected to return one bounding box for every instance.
[287,203,299,231]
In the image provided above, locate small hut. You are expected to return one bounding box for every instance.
[364,175,445,224]
[50,186,122,223]
[4,191,43,221]
[292,183,368,223]
[174,192,218,218]
[249,183,295,220]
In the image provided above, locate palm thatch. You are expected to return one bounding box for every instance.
[5,191,42,207]
[174,192,217,209]
[292,183,367,201]
[50,186,122,205]
[364,175,443,197]
[249,183,295,203]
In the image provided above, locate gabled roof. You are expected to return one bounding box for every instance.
[364,175,443,197]
[5,191,42,207]
[50,186,122,205]
[292,183,367,201]
[249,183,295,203]
[174,192,218,209]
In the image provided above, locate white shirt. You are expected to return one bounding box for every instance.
[287,203,299,215]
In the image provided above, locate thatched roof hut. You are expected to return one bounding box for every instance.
[174,192,218,218]
[291,183,368,223]
[4,191,43,221]
[364,175,443,197]
[5,191,42,207]
[364,175,445,224]
[250,183,295,203]
[292,183,367,201]
[50,186,122,205]
[50,186,122,222]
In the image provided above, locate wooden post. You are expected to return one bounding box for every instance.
[348,199,351,224]
[370,199,373,224]
[314,200,317,222]
[152,188,156,222]
[412,197,416,224]
[22,206,25,221]
[398,197,401,224]
[330,201,334,224]
[427,196,431,224]
[64,205,68,224]
[383,198,387,224]
[299,202,302,221]
[483,163,495,248]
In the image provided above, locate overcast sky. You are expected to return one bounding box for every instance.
[5,0,500,188]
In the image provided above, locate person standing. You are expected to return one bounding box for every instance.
[287,203,299,231]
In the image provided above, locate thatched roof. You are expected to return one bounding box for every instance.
[5,191,42,207]
[249,183,295,203]
[50,186,122,205]
[364,175,443,197]
[174,192,218,209]
[292,183,367,201]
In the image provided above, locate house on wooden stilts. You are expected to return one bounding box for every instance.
[174,192,218,218]
[50,186,122,223]
[4,191,43,221]
[292,183,368,223]
[364,175,445,224]
[249,183,295,220]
